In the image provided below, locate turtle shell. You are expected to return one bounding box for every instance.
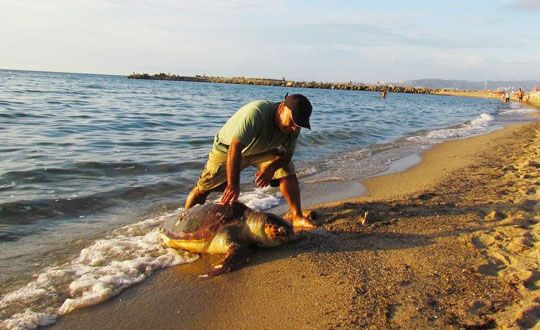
[161,203,248,241]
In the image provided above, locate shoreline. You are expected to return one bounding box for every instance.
[436,89,540,109]
[51,122,540,329]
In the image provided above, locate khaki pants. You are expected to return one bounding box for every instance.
[196,148,296,192]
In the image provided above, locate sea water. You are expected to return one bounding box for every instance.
[0,69,537,329]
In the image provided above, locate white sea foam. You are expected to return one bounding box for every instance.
[211,186,282,211]
[1,310,56,330]
[297,166,317,177]
[238,187,281,211]
[502,103,537,114]
[304,176,345,184]
[0,211,198,330]
[407,113,494,144]
[0,182,16,190]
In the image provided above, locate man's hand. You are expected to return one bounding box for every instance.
[255,164,275,188]
[221,184,240,205]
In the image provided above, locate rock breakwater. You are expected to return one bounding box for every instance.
[127,73,436,94]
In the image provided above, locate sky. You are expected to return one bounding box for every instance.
[1,0,539,83]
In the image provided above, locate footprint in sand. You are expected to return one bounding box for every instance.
[502,165,518,172]
[516,305,540,329]
[470,127,540,328]
[524,187,537,196]
[484,210,507,221]
[528,160,540,168]
[471,237,487,249]
[523,270,540,291]
[521,199,539,212]
[477,261,506,276]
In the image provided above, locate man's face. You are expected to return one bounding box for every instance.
[278,105,301,134]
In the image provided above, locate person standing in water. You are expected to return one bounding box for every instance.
[503,91,510,103]
[517,88,525,103]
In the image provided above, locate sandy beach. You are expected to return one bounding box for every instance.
[436,89,540,109]
[49,120,540,329]
[3,2,540,329]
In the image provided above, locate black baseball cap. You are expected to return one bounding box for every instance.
[283,93,312,130]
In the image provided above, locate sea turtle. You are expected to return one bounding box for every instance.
[160,202,294,276]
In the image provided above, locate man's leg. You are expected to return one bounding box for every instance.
[279,175,317,230]
[184,186,210,209]
[184,182,227,209]
[249,152,317,230]
[184,147,230,209]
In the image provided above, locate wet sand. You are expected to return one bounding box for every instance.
[52,122,540,329]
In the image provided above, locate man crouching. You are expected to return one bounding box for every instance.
[184,93,317,231]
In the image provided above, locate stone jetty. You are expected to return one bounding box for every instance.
[127,73,437,94]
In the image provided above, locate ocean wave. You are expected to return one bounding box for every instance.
[83,84,105,89]
[0,212,197,330]
[0,112,50,119]
[0,196,116,227]
[1,161,201,183]
[0,148,21,153]
[406,113,495,144]
[502,104,537,114]
[0,181,180,229]
[304,176,345,184]
[0,100,26,106]
[0,182,15,191]
[299,129,370,147]
[296,166,317,177]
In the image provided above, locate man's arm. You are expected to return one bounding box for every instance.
[255,133,298,188]
[221,139,245,205]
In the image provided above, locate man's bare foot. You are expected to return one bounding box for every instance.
[292,216,317,231]
[283,210,317,220]
[282,212,318,232]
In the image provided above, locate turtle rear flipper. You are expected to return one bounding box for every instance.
[206,243,250,276]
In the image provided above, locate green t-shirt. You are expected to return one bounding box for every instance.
[213,100,299,156]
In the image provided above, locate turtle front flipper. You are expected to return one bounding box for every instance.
[206,243,250,277]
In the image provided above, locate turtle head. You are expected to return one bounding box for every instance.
[261,214,294,246]
[245,211,293,246]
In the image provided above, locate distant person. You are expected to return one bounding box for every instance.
[517,88,524,103]
[381,89,388,99]
[184,94,317,231]
[503,92,510,103]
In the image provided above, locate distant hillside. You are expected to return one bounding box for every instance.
[400,79,540,90]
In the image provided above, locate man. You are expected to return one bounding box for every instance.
[517,88,524,103]
[184,94,317,231]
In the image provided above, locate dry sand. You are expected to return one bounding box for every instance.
[51,122,540,329]
[526,91,540,108]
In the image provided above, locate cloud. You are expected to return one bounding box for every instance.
[284,21,527,51]
[505,0,540,11]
